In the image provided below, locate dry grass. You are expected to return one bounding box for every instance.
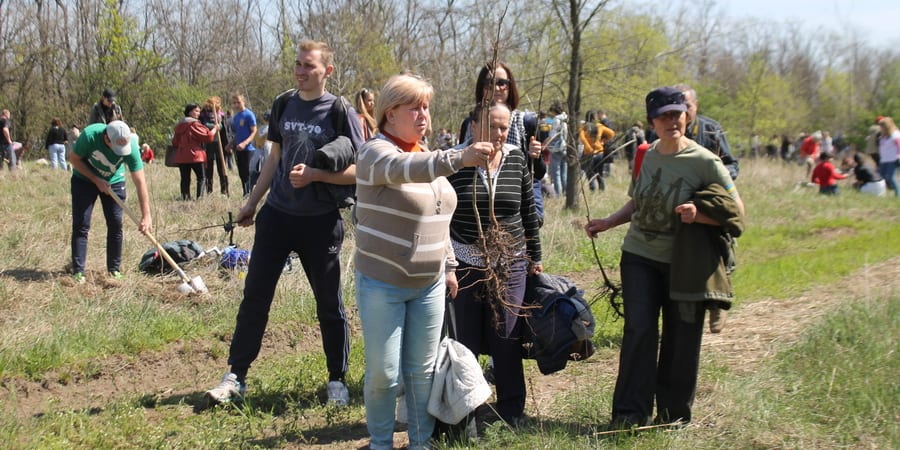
[1,156,898,449]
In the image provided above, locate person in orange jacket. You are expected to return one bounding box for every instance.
[579,110,615,191]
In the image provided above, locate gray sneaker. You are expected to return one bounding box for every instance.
[326,380,349,406]
[206,373,245,404]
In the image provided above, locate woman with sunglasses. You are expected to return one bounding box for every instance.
[459,62,547,225]
[584,86,744,429]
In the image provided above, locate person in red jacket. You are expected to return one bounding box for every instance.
[139,144,154,164]
[811,151,847,195]
[799,131,822,177]
[172,103,218,200]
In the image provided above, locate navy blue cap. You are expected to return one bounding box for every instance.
[646,86,686,119]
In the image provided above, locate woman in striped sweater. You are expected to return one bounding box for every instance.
[354,74,492,450]
[448,103,543,427]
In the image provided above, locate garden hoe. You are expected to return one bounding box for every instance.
[110,194,208,295]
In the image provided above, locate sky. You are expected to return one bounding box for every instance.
[718,0,900,51]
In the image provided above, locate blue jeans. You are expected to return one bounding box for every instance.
[879,160,899,196]
[356,271,445,450]
[70,176,125,273]
[48,143,67,170]
[549,151,567,196]
[532,180,544,225]
[249,147,266,191]
[1,143,15,170]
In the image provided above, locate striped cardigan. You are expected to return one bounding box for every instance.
[354,135,467,288]
[447,143,542,266]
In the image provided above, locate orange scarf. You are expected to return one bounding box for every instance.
[382,130,422,152]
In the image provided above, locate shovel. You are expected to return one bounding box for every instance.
[109,193,208,295]
[213,106,230,197]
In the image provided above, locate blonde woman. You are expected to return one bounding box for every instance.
[354,88,377,140]
[354,74,491,450]
[199,96,229,195]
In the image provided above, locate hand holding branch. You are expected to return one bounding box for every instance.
[461,141,494,167]
[236,204,256,227]
[528,136,542,159]
[584,217,615,238]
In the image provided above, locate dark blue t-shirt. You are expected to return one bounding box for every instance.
[265,92,364,216]
[0,117,10,145]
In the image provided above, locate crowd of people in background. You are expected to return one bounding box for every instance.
[4,84,897,203]
[748,117,900,196]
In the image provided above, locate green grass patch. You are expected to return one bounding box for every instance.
[723,297,900,449]
[735,219,900,300]
[0,298,206,380]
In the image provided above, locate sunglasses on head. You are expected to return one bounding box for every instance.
[649,94,683,109]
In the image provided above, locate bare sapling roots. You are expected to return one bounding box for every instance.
[466,4,537,333]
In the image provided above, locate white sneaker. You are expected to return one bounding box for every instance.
[326,380,349,406]
[206,373,246,404]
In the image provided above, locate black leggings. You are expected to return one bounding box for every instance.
[178,162,205,200]
[204,144,229,195]
[236,150,252,196]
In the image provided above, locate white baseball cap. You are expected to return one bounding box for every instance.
[106,120,132,156]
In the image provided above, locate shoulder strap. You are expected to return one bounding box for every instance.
[270,88,296,127]
[271,91,347,137]
[330,95,348,136]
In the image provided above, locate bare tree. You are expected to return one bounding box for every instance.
[551,0,608,209]
[0,0,895,157]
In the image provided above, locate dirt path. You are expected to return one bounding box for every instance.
[4,258,898,447]
[703,257,897,375]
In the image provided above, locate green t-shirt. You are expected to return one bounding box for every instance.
[622,139,737,264]
[72,123,143,184]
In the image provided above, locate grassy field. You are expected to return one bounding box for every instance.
[0,156,897,449]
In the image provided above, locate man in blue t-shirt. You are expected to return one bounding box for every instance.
[228,94,257,196]
[68,120,152,283]
[206,40,364,407]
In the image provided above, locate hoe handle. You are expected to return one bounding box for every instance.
[108,193,192,284]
